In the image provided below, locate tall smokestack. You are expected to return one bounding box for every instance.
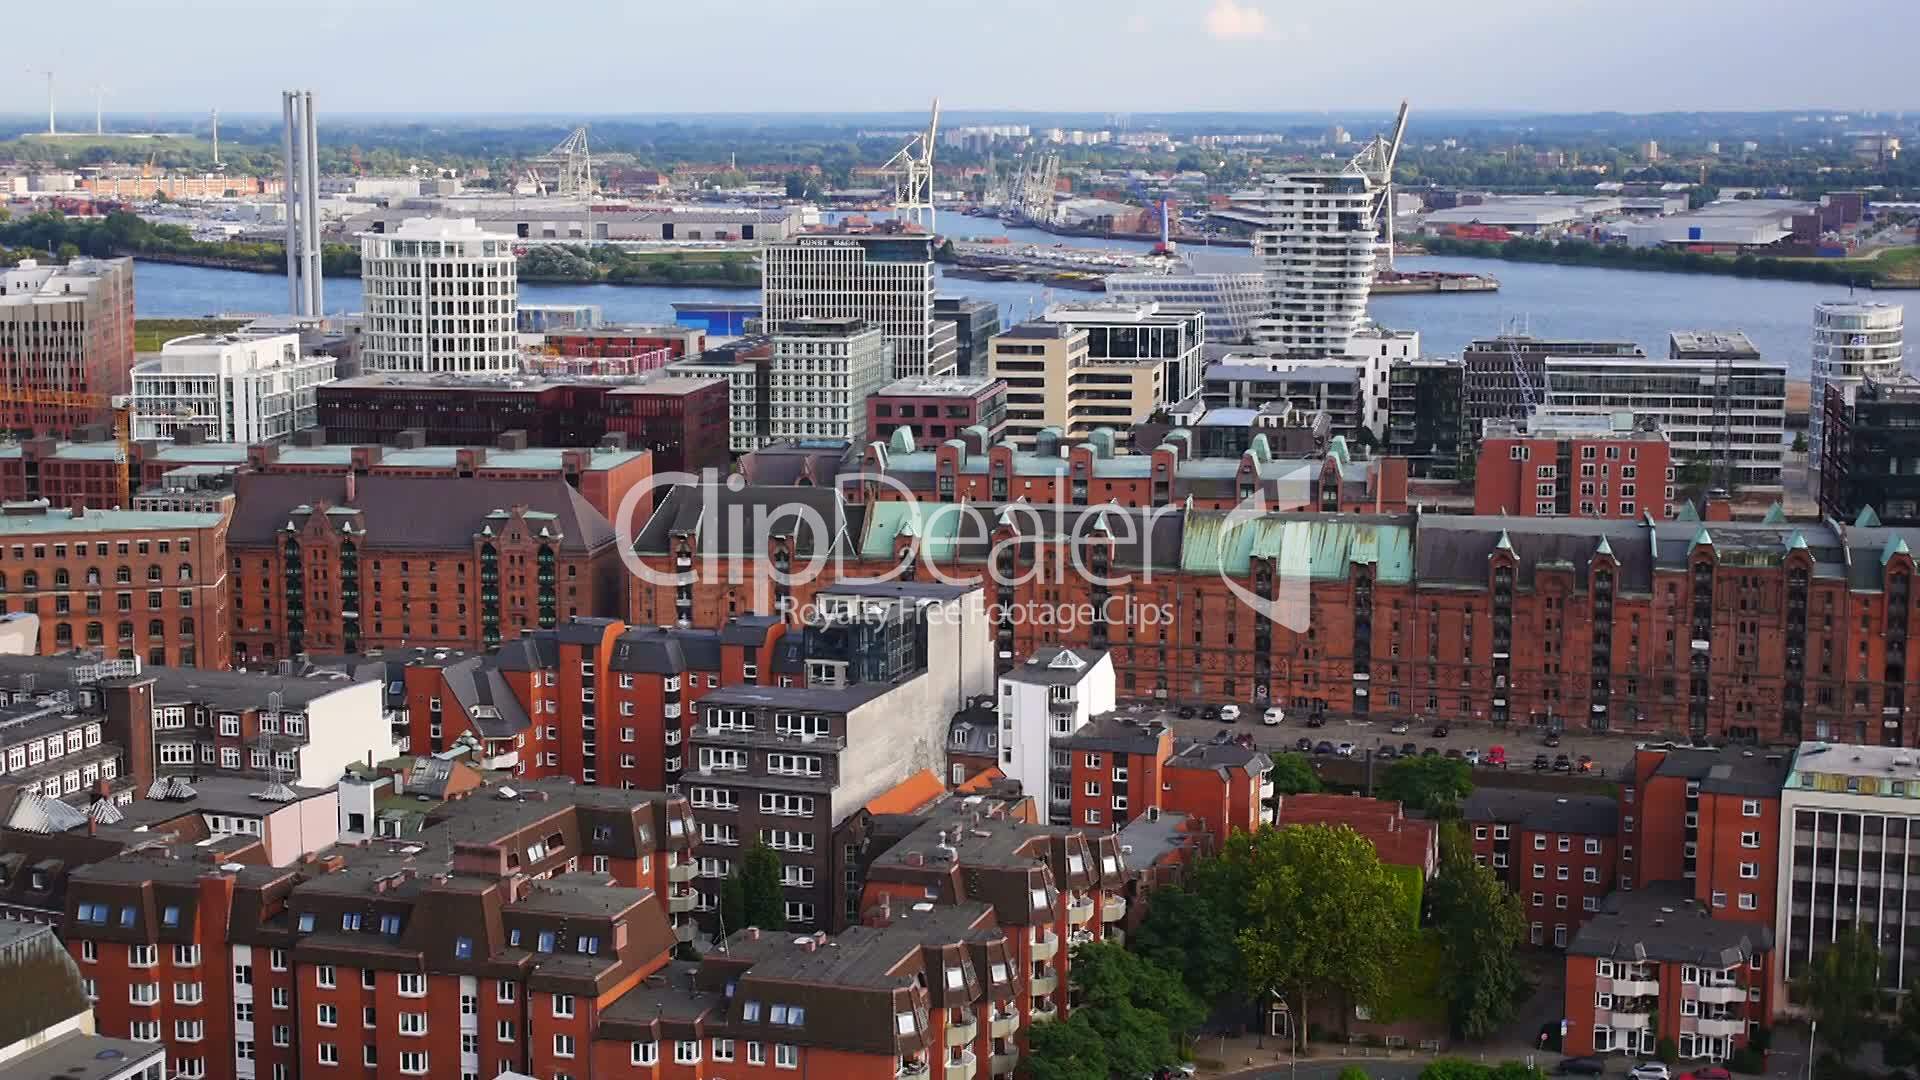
[282,92,300,315]
[302,91,323,317]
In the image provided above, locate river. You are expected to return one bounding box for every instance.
[129,215,1895,379]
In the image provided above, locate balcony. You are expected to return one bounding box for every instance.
[1683,1017,1745,1039]
[1101,895,1126,923]
[1068,929,1094,948]
[1031,932,1059,962]
[667,889,697,914]
[668,858,697,884]
[1066,895,1095,926]
[1605,1011,1651,1032]
[991,1050,1020,1076]
[1696,984,1745,1005]
[947,1016,979,1047]
[990,1012,1020,1040]
[945,1051,979,1080]
[1610,977,1659,997]
[1030,971,1059,997]
[899,1059,932,1079]
[475,749,519,771]
[1029,1000,1059,1025]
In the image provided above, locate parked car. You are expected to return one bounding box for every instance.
[1464,748,1481,766]
[1219,704,1241,723]
[1553,1058,1606,1077]
[1486,745,1508,768]
[1305,715,1326,729]
[1313,741,1335,755]
[1375,746,1398,760]
[1543,732,1563,748]
[1431,723,1451,738]
[1177,705,1196,720]
[1630,1064,1672,1080]
[1553,754,1574,773]
[1531,754,1552,770]
[1444,747,1464,760]
[1683,1068,1731,1080]
[1336,742,1357,758]
[1421,746,1440,757]
[1577,754,1595,773]
[1294,737,1314,753]
[1201,705,1221,721]
[1263,706,1286,726]
[1400,742,1418,757]
[1389,720,1410,735]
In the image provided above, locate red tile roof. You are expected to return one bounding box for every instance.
[864,769,947,816]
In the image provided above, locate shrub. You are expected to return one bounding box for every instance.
[1727,1047,1765,1074]
[1656,1038,1679,1065]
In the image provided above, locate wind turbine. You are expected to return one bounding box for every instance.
[23,68,54,135]
[89,83,110,136]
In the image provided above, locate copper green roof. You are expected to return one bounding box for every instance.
[1178,515,1413,582]
[1856,506,1883,528]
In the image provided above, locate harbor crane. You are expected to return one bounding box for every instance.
[1345,100,1410,269]
[881,99,940,231]
[529,127,595,198]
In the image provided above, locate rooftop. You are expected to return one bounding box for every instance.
[1649,746,1793,797]
[874,375,1003,398]
[0,501,224,535]
[0,1032,163,1080]
[1568,881,1772,965]
[999,646,1107,686]
[1668,330,1761,358]
[1481,412,1666,442]
[1461,789,1618,835]
[1786,741,1920,792]
[996,322,1084,342]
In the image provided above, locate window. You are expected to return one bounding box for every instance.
[554,1034,576,1059]
[1740,831,1760,848]
[399,1013,427,1036]
[1739,862,1758,879]
[1738,893,1758,910]
[713,1038,735,1062]
[316,965,336,989]
[1532,864,1545,879]
[1558,837,1571,852]
[497,1020,516,1042]
[130,982,161,1006]
[776,1043,800,1069]
[1710,891,1727,908]
[398,973,426,997]
[174,981,204,1004]
[496,981,517,1004]
[748,1042,767,1065]
[630,1042,659,1066]
[1584,838,1601,855]
[552,993,575,1018]
[399,1051,428,1075]
[1742,799,1761,817]
[317,1004,338,1028]
[675,1040,702,1065]
[1583,867,1600,883]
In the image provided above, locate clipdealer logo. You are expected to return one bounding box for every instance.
[614,466,1312,628]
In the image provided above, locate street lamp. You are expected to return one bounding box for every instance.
[1806,1019,1816,1080]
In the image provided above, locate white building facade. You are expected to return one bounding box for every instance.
[1104,269,1271,345]
[996,648,1116,824]
[1233,173,1381,356]
[1545,357,1789,489]
[358,217,519,375]
[767,318,892,443]
[131,331,336,443]
[762,233,954,380]
[1810,301,1906,465]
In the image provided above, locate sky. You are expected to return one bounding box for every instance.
[3,0,1917,118]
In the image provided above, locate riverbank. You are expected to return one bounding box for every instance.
[1412,234,1920,289]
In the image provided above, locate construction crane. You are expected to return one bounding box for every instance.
[1009,152,1060,226]
[530,127,595,198]
[1345,100,1411,270]
[880,98,939,231]
[0,390,132,505]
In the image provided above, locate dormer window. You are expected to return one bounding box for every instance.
[162,906,181,928]
[537,931,556,953]
[296,913,315,933]
[454,937,474,959]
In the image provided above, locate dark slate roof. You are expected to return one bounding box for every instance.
[0,655,376,710]
[1167,738,1272,775]
[632,483,862,557]
[947,705,997,756]
[1462,789,1618,836]
[1568,881,1772,965]
[1415,516,1650,591]
[1651,747,1792,797]
[440,656,530,738]
[1058,715,1167,756]
[1000,647,1107,686]
[738,441,857,486]
[720,616,783,647]
[227,473,617,553]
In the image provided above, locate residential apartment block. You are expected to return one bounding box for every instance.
[767,318,892,445]
[1473,413,1675,520]
[1464,789,1619,946]
[131,331,337,445]
[0,257,135,438]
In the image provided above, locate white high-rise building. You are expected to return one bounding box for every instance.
[762,232,955,379]
[1810,301,1905,464]
[358,217,519,375]
[996,647,1117,824]
[1233,173,1381,356]
[767,318,892,443]
[131,331,337,444]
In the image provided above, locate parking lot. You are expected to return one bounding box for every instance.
[1146,705,1648,781]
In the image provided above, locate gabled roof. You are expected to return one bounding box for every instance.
[227,473,615,553]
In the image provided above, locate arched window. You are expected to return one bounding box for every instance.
[178,617,195,640]
[53,569,69,588]
[117,621,133,644]
[54,623,72,647]
[85,622,103,646]
[84,567,100,586]
[146,565,161,583]
[147,620,164,639]
[115,566,131,585]
[178,563,192,584]
[22,571,37,591]
[0,571,8,591]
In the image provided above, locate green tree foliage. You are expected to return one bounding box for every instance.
[737,842,786,932]
[1267,752,1322,795]
[1020,945,1198,1080]
[1228,824,1413,1049]
[1022,1013,1109,1080]
[1792,432,1810,454]
[1430,825,1529,1039]
[1419,1060,1543,1080]
[1377,755,1474,816]
[1129,886,1240,1004]
[1339,1068,1372,1080]
[1416,233,1882,287]
[1798,927,1884,1053]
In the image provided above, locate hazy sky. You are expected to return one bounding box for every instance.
[5,0,1917,117]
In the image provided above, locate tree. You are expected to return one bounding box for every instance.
[1339,1069,1372,1080]
[1430,826,1529,1039]
[1792,432,1809,454]
[736,842,786,932]
[1677,459,1713,489]
[1798,927,1882,1054]
[1377,755,1473,817]
[1060,943,1200,1077]
[1229,824,1413,1050]
[1129,886,1240,1005]
[1023,1012,1109,1080]
[1267,752,1321,795]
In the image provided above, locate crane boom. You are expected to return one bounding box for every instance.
[0,390,131,506]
